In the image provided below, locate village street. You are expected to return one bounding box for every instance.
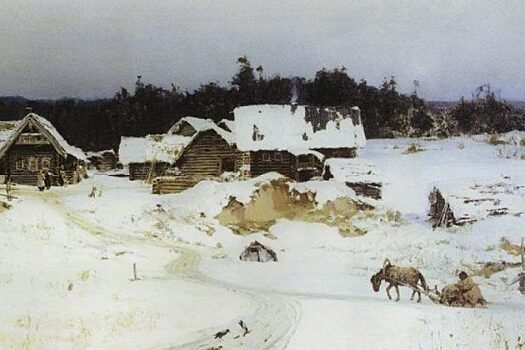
[1,136,525,349]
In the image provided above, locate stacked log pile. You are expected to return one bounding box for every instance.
[428,182,524,228]
[429,187,456,228]
[345,181,382,200]
[152,175,199,194]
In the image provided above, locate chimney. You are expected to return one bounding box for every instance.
[25,106,33,114]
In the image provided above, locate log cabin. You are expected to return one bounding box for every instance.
[118,133,192,181]
[232,104,366,181]
[0,113,87,185]
[151,117,241,192]
[120,116,240,184]
[170,117,241,179]
[86,149,118,172]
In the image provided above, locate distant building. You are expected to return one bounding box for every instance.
[0,113,86,185]
[232,104,366,180]
[119,117,239,183]
[86,149,119,172]
[119,133,191,181]
[167,117,241,187]
[120,106,367,193]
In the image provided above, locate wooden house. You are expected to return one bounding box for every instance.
[168,117,241,177]
[151,117,242,193]
[120,117,241,185]
[232,105,366,181]
[86,149,119,172]
[119,134,192,181]
[0,113,87,185]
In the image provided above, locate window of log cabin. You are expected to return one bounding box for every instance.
[220,157,235,173]
[28,157,37,171]
[15,158,25,170]
[262,152,271,162]
[41,157,51,169]
[273,153,283,162]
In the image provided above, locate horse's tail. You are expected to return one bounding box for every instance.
[418,271,428,292]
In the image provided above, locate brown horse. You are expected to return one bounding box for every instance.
[370,259,428,302]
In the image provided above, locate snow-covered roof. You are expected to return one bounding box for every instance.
[233,105,366,152]
[86,149,116,158]
[119,134,193,164]
[0,121,20,146]
[29,114,87,160]
[0,113,87,160]
[217,118,234,132]
[168,116,235,145]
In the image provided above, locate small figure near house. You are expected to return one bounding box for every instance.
[58,165,67,187]
[44,169,52,190]
[5,175,13,201]
[36,170,45,192]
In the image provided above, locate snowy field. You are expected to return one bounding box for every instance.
[1,135,524,349]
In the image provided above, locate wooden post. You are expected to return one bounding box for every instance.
[133,263,138,281]
[521,237,525,271]
[509,239,525,295]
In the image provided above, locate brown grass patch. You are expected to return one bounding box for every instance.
[403,142,425,154]
[216,179,373,236]
[500,237,523,256]
[487,134,507,145]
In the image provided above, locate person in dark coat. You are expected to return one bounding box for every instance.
[44,169,52,190]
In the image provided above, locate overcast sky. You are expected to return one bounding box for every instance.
[1,0,524,100]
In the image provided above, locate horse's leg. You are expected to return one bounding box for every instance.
[386,283,393,300]
[410,287,416,301]
[417,290,421,303]
[394,285,400,301]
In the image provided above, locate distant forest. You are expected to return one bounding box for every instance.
[0,57,524,151]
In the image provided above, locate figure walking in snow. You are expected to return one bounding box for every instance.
[44,169,52,190]
[37,170,45,192]
[58,165,67,186]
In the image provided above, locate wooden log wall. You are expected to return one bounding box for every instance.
[345,182,382,200]
[129,162,170,181]
[6,144,62,185]
[88,152,117,171]
[152,175,199,194]
[314,147,357,159]
[249,150,295,179]
[177,130,243,178]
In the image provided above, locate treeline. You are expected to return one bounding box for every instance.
[0,57,523,151]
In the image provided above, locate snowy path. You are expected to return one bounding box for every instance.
[25,187,301,350]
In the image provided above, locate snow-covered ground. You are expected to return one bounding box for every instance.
[1,134,524,349]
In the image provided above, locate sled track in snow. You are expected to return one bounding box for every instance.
[28,189,301,350]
